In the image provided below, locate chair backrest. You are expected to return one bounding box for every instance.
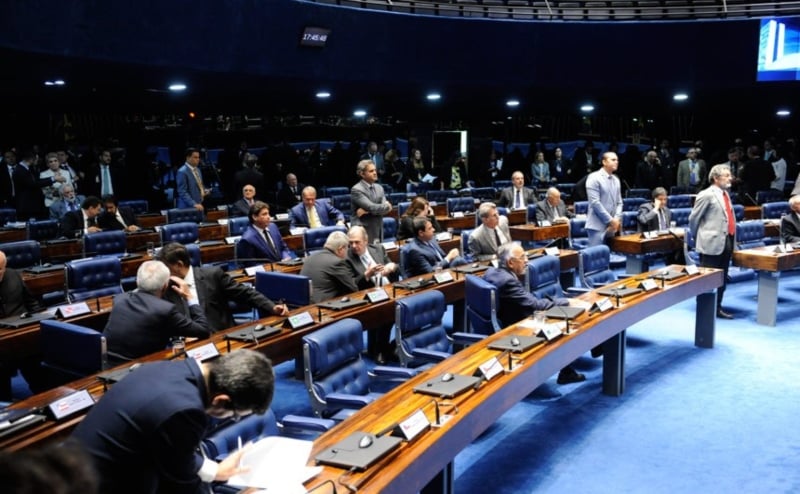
[736,220,766,249]
[27,219,59,241]
[185,243,202,267]
[118,200,149,215]
[492,180,512,189]
[732,204,745,222]
[574,201,588,215]
[386,192,408,206]
[381,183,394,195]
[528,255,565,300]
[65,257,123,302]
[683,227,700,265]
[756,189,783,205]
[160,222,200,245]
[228,216,251,237]
[621,210,639,234]
[0,208,16,225]
[526,203,538,224]
[255,271,312,312]
[397,201,411,217]
[202,410,279,461]
[331,195,351,220]
[322,186,349,198]
[470,187,497,201]
[622,197,646,212]
[426,190,457,203]
[0,240,40,268]
[569,217,589,250]
[40,320,106,385]
[667,194,693,209]
[303,225,347,254]
[669,185,695,195]
[398,243,412,279]
[395,290,450,367]
[670,207,692,227]
[578,244,617,288]
[166,207,203,224]
[465,274,501,335]
[302,318,369,417]
[382,217,398,242]
[83,230,127,257]
[761,201,790,219]
[460,228,473,257]
[626,188,651,199]
[446,197,476,215]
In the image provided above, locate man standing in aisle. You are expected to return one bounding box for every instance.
[176,148,206,211]
[585,152,623,247]
[351,160,392,243]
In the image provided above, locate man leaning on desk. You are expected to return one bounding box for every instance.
[157,242,288,332]
[300,230,359,304]
[58,195,104,238]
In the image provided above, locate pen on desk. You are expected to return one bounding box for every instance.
[237,436,243,467]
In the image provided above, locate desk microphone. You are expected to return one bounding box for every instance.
[745,192,758,206]
[317,306,323,322]
[250,325,260,345]
[660,269,668,289]
[375,421,399,438]
[612,287,621,308]
[544,294,571,333]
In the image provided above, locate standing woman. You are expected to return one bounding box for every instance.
[530,151,550,187]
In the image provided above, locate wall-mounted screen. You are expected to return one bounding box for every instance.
[757,17,800,82]
[300,27,331,48]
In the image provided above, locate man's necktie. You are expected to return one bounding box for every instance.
[191,166,204,197]
[658,209,666,230]
[515,189,521,209]
[369,185,376,201]
[494,228,502,248]
[263,229,278,256]
[722,192,736,235]
[101,165,113,195]
[429,241,443,261]
[308,206,321,228]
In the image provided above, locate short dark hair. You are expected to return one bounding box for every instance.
[81,196,102,209]
[206,350,275,415]
[651,187,667,199]
[156,242,191,267]
[248,200,270,225]
[185,147,199,159]
[412,217,430,237]
[101,194,118,206]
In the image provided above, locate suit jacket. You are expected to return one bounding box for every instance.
[535,198,572,223]
[289,200,344,228]
[12,163,52,219]
[231,198,253,217]
[164,266,277,332]
[0,268,44,317]
[676,159,708,192]
[397,215,442,241]
[637,202,673,232]
[176,163,203,208]
[300,248,359,303]
[585,168,623,232]
[468,216,511,260]
[85,163,123,198]
[404,238,465,277]
[98,207,138,230]
[350,179,392,243]
[346,243,398,290]
[236,223,294,265]
[482,266,562,327]
[72,358,210,494]
[497,186,536,209]
[688,185,733,255]
[103,291,210,360]
[59,209,99,238]
[0,163,13,208]
[277,183,304,211]
[781,212,800,244]
[49,195,86,220]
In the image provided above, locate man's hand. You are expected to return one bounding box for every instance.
[193,203,204,212]
[169,275,192,300]
[125,225,141,232]
[607,217,621,232]
[382,262,398,275]
[272,304,289,316]
[445,248,460,262]
[87,226,102,234]
[356,207,367,218]
[214,445,250,482]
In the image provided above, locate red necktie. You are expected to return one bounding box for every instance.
[722,191,735,235]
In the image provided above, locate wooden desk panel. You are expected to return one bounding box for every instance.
[0,228,27,243]
[136,214,166,228]
[437,215,476,231]
[733,246,800,326]
[509,223,569,242]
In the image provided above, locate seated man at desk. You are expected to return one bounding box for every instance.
[97,194,140,232]
[637,187,682,264]
[497,170,536,210]
[58,195,103,238]
[468,202,511,261]
[536,187,573,224]
[483,243,586,385]
[781,194,800,244]
[230,183,257,217]
[300,230,359,303]
[289,186,346,228]
[48,183,85,220]
[405,217,467,276]
[103,260,211,363]
[72,349,274,494]
[236,201,295,265]
[157,242,288,332]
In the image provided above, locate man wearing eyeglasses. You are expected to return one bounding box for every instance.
[72,349,275,494]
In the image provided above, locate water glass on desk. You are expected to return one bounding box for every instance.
[170,337,185,357]
[533,310,546,326]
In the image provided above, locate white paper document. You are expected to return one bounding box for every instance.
[226,436,320,491]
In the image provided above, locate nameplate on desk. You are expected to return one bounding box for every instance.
[476,355,505,381]
[639,279,658,291]
[435,231,453,242]
[544,247,560,256]
[274,213,289,221]
[537,323,563,342]
[683,264,699,275]
[433,271,454,284]
[394,409,430,441]
[775,243,794,253]
[154,225,161,233]
[539,220,552,227]
[451,211,464,218]
[217,218,229,225]
[283,311,314,329]
[186,343,220,362]
[289,227,307,235]
[216,205,227,211]
[47,389,94,420]
[245,265,266,276]
[381,241,398,251]
[591,297,613,313]
[643,231,658,239]
[364,289,389,303]
[277,258,304,266]
[224,235,241,245]
[56,302,91,318]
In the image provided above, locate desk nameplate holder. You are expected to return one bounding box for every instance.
[775,243,794,254]
[364,289,390,303]
[591,297,613,313]
[186,342,220,362]
[392,409,431,438]
[244,265,266,276]
[56,302,91,319]
[544,247,560,256]
[475,354,505,381]
[684,264,699,275]
[283,311,314,330]
[639,278,658,291]
[47,389,94,421]
[433,271,454,284]
[537,323,564,342]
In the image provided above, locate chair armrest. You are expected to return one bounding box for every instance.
[618,274,634,279]
[325,392,374,409]
[370,366,418,379]
[566,287,590,294]
[280,414,335,436]
[452,332,486,345]
[411,348,451,362]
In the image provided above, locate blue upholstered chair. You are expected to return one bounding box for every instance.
[322,186,349,198]
[65,257,123,302]
[426,190,457,203]
[492,180,512,189]
[526,204,538,224]
[761,201,790,219]
[331,195,351,221]
[166,207,203,224]
[386,192,408,206]
[160,222,200,245]
[528,255,567,300]
[465,274,501,335]
[397,201,411,217]
[475,206,508,227]
[569,217,589,250]
[83,230,127,257]
[670,208,692,227]
[470,187,497,201]
[621,211,639,234]
[0,240,41,269]
[669,185,695,195]
[577,245,618,289]
[733,204,745,222]
[40,320,107,387]
[254,271,312,312]
[667,194,693,209]
[736,220,766,250]
[626,188,651,200]
[303,225,347,255]
[0,208,16,225]
[756,189,784,205]
[446,197,476,215]
[683,227,700,266]
[118,200,148,215]
[574,201,588,215]
[395,290,452,367]
[227,216,251,237]
[383,217,398,242]
[622,197,647,212]
[27,219,59,242]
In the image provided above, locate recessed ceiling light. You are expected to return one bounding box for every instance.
[44,79,66,87]
[506,99,520,107]
[580,104,594,112]
[353,110,367,117]
[168,83,187,92]
[426,93,441,101]
[776,109,791,117]
[316,91,331,99]
[673,93,689,101]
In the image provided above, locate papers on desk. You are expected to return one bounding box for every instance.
[227,436,320,491]
[421,173,437,184]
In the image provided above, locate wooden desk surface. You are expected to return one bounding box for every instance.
[733,245,800,272]
[509,223,569,242]
[608,231,683,255]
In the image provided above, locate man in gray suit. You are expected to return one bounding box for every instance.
[351,160,392,243]
[300,231,359,303]
[535,187,573,224]
[585,152,623,247]
[676,147,707,193]
[468,202,512,260]
[688,164,736,319]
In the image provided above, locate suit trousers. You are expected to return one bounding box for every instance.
[699,234,734,309]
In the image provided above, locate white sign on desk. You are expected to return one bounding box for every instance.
[245,265,266,276]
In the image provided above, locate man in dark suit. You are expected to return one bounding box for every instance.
[157,242,288,332]
[276,173,303,211]
[72,349,274,494]
[233,153,264,196]
[299,230,359,303]
[97,194,140,232]
[636,187,672,232]
[289,186,345,228]
[404,217,466,277]
[85,149,122,199]
[103,260,211,362]
[176,148,206,211]
[497,171,537,210]
[351,160,392,243]
[13,149,66,220]
[230,184,257,217]
[781,195,800,243]
[535,187,574,224]
[58,196,104,238]
[0,149,16,208]
[468,202,512,260]
[346,226,399,362]
[236,201,295,265]
[635,150,662,191]
[483,243,585,385]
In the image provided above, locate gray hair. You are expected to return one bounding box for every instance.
[301,186,317,197]
[136,260,170,294]
[478,202,498,219]
[59,184,75,196]
[347,225,369,242]
[324,230,350,251]
[497,241,523,266]
[546,187,561,198]
[652,187,668,199]
[357,159,374,176]
[708,164,730,184]
[789,195,800,206]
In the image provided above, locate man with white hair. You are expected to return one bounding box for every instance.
[781,195,800,244]
[300,231,359,303]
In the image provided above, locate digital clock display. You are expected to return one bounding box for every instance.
[300,27,331,47]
